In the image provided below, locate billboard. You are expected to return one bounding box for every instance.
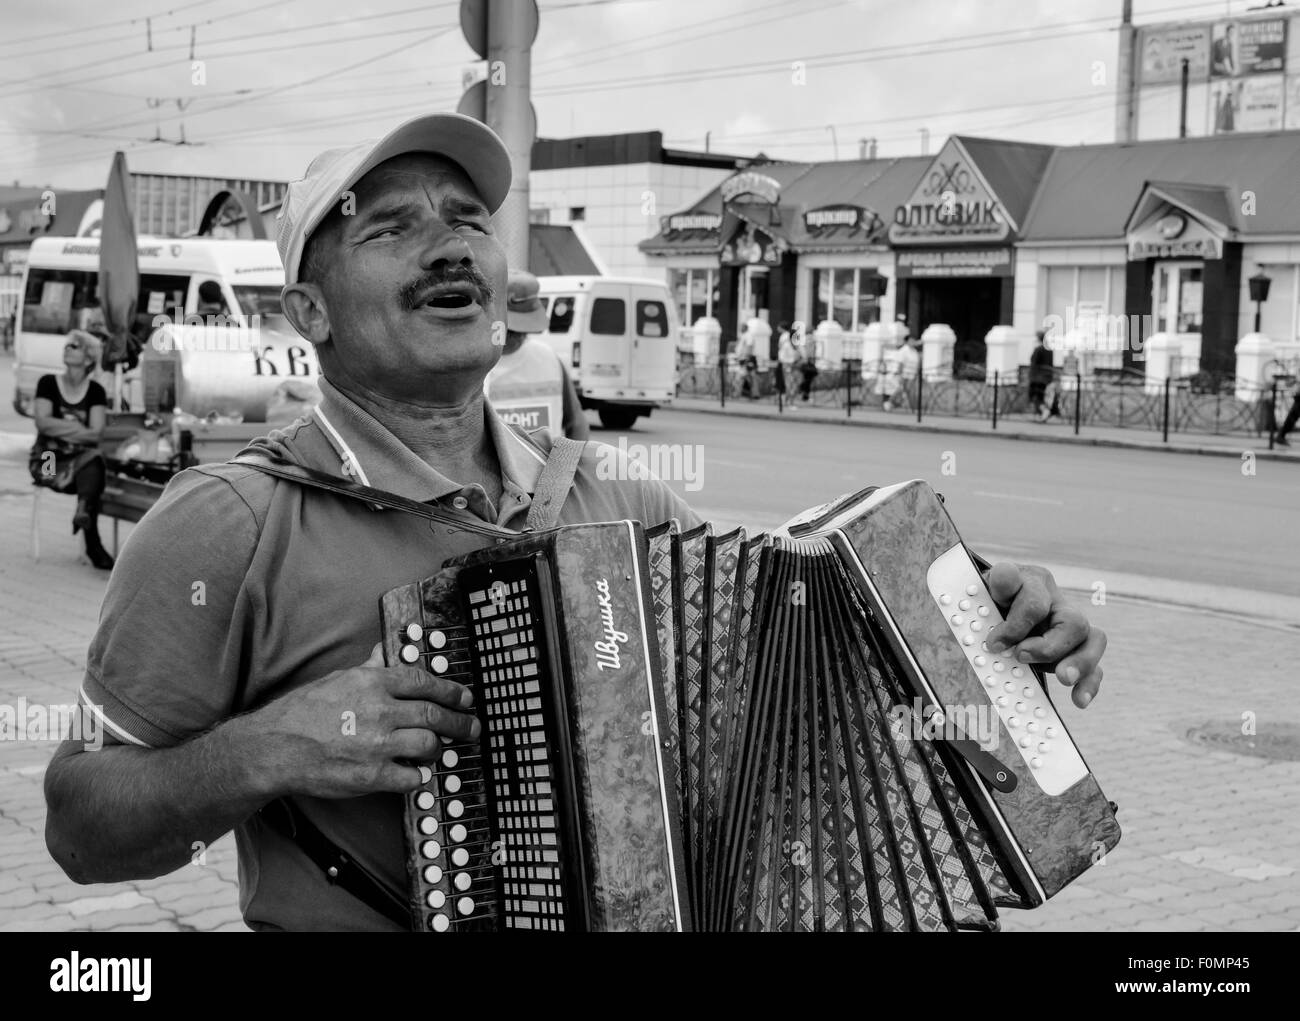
[1140,25,1210,84]
[1210,74,1284,134]
[1209,17,1287,77]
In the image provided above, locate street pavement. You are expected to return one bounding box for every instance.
[1,354,1297,932]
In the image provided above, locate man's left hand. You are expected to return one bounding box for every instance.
[983,563,1106,709]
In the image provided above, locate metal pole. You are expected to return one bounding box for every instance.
[719,351,726,409]
[1178,58,1189,139]
[1162,376,1171,443]
[1269,379,1277,450]
[845,361,852,417]
[1074,372,1082,435]
[992,370,999,430]
[916,369,923,423]
[1255,301,1262,333]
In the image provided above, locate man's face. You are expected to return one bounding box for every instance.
[306,152,507,401]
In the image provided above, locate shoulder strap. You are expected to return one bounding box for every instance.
[525,436,585,531]
[230,455,518,539]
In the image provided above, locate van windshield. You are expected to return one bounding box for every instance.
[232,285,286,323]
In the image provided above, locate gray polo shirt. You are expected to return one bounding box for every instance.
[80,377,700,930]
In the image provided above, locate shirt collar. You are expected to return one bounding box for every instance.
[309,376,548,504]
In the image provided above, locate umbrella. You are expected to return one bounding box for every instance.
[98,151,139,409]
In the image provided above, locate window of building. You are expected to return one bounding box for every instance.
[669,268,715,326]
[590,297,625,335]
[1041,265,1126,334]
[569,206,586,222]
[529,207,551,225]
[811,268,884,331]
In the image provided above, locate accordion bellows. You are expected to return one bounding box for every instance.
[382,480,1121,931]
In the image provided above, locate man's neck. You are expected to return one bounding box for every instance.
[328,376,504,503]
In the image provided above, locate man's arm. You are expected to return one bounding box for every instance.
[45,644,478,883]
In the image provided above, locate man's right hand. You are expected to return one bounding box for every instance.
[245,643,479,799]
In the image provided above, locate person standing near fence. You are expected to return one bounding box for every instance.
[881,329,919,412]
[1029,329,1055,422]
[776,322,800,408]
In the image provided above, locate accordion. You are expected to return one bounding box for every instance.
[379,480,1121,931]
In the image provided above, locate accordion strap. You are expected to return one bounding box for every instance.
[524,436,585,531]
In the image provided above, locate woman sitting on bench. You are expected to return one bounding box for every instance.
[31,330,114,570]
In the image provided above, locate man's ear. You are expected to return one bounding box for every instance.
[281,282,332,346]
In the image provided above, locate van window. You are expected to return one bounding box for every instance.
[590,297,625,336]
[22,268,98,334]
[232,285,285,321]
[549,296,576,333]
[636,300,667,338]
[138,274,190,321]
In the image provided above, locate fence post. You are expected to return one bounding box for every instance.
[916,370,923,423]
[1074,372,1082,435]
[1269,379,1277,450]
[1162,376,1170,443]
[719,354,726,409]
[845,361,852,418]
[992,371,999,430]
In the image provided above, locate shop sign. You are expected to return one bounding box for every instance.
[720,224,782,266]
[665,213,722,233]
[720,171,781,205]
[803,205,866,231]
[1127,208,1224,260]
[894,248,1013,278]
[889,138,1012,244]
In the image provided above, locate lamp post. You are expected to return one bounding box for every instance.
[1249,269,1272,333]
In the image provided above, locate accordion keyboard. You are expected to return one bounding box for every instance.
[462,576,569,931]
[926,544,1088,797]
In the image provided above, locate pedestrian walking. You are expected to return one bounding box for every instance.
[880,330,919,412]
[1029,329,1054,422]
[1273,378,1300,446]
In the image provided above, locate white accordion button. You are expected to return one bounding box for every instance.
[977,605,990,617]
[400,645,420,664]
[1046,726,1058,738]
[970,620,983,632]
[962,635,975,646]
[441,749,459,768]
[454,872,473,891]
[426,890,446,909]
[457,897,475,917]
[1003,680,1015,692]
[984,676,996,688]
[418,816,438,836]
[1014,702,1026,714]
[1030,757,1043,769]
[996,696,1008,707]
[965,584,978,596]
[423,865,443,884]
[1012,667,1024,678]
[421,840,441,859]
[974,655,987,667]
[405,623,423,643]
[428,630,448,650]
[430,913,450,932]
[1038,741,1051,754]
[950,614,963,626]
[1034,707,1047,719]
[992,660,1005,672]
[1027,722,1039,733]
[444,775,462,794]
[1007,716,1021,729]
[416,791,435,811]
[430,655,449,674]
[452,849,471,869]
[1019,736,1031,748]
[418,765,433,785]
[447,800,465,819]
[958,598,971,611]
[939,593,952,606]
[450,824,468,843]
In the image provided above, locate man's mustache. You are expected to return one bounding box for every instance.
[399,266,495,311]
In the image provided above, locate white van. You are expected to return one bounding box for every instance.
[535,276,677,430]
[13,235,318,420]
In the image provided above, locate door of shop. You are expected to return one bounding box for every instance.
[901,276,1002,372]
[1151,262,1203,369]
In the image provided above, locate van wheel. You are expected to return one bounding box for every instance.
[599,407,639,430]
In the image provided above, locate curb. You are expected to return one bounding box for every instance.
[661,401,1299,462]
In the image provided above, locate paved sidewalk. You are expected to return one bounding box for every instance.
[667,393,1300,462]
[1,441,1297,931]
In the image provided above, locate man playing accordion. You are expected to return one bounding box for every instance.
[44,114,1107,931]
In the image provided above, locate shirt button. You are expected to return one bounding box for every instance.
[452,496,468,510]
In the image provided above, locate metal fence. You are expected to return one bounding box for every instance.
[676,357,1295,447]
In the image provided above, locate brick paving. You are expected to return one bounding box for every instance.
[2,412,1298,932]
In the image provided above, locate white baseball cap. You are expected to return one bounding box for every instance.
[276,112,513,284]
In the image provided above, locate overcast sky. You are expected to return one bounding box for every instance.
[0,0,1269,191]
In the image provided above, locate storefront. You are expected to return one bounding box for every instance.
[640,157,928,355]
[888,137,1052,368]
[643,131,1300,379]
